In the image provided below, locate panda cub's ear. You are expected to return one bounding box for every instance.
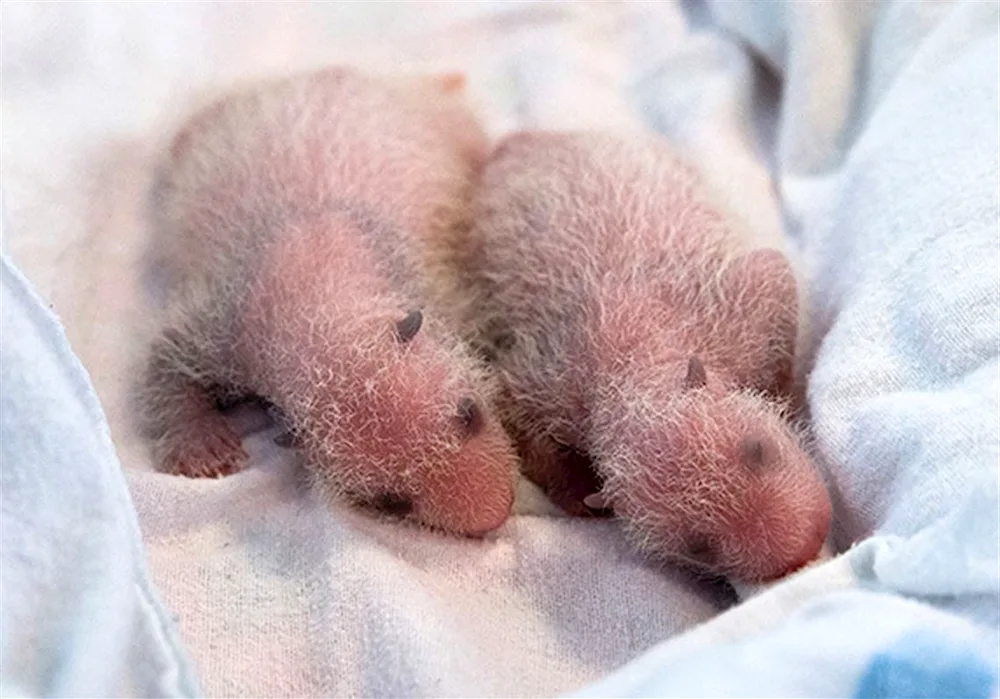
[683,356,707,390]
[394,309,423,343]
[434,72,467,93]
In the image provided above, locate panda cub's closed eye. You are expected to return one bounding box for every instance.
[741,437,774,470]
[372,491,414,517]
[684,535,719,565]
[456,397,483,436]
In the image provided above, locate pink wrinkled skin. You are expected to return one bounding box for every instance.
[137,68,517,536]
[449,130,832,581]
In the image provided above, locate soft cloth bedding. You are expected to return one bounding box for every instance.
[1,1,997,697]
[0,252,200,697]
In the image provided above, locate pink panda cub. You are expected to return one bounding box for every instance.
[139,67,517,536]
[452,130,832,582]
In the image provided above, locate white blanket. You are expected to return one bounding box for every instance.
[2,1,997,697]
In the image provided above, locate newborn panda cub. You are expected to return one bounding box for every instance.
[138,67,518,536]
[448,130,832,582]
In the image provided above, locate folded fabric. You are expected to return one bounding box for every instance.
[0,250,201,698]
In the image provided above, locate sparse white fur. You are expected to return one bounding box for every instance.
[136,67,517,535]
[447,130,831,580]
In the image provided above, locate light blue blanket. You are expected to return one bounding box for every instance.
[1,0,997,696]
[0,252,200,697]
